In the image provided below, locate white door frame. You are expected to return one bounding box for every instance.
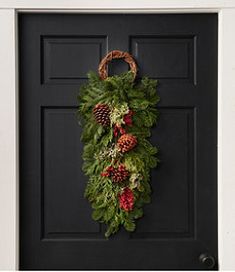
[1,1,235,270]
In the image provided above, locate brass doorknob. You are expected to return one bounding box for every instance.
[199,253,215,268]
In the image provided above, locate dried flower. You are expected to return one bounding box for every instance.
[110,103,129,126]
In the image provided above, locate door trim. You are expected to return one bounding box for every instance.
[0,5,235,270]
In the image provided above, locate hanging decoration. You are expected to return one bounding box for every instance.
[77,50,160,237]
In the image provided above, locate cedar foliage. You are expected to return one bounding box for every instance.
[77,71,160,237]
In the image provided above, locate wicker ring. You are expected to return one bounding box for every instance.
[98,50,137,80]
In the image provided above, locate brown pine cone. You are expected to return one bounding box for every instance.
[93,103,110,127]
[117,134,137,153]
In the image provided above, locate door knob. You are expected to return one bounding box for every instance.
[199,253,215,268]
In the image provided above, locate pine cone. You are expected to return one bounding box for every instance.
[112,164,129,183]
[117,134,137,153]
[93,103,110,126]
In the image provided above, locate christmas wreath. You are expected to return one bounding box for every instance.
[78,50,160,237]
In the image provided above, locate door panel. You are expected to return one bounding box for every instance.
[20,14,218,270]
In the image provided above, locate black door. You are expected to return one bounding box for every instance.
[19,14,218,270]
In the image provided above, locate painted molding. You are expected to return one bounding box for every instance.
[0,9,18,271]
[218,9,235,270]
[0,3,235,270]
[0,0,234,10]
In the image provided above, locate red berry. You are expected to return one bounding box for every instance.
[119,187,134,212]
[123,110,134,126]
[113,125,119,137]
[119,127,126,135]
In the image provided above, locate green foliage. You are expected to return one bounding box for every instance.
[77,71,160,237]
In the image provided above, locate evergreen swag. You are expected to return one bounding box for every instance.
[77,71,160,237]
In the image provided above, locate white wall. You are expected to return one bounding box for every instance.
[0,9,18,271]
[0,2,235,270]
[0,0,233,9]
[218,9,235,270]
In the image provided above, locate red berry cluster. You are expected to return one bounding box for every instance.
[119,187,134,212]
[123,110,134,126]
[113,110,134,137]
[113,125,126,137]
